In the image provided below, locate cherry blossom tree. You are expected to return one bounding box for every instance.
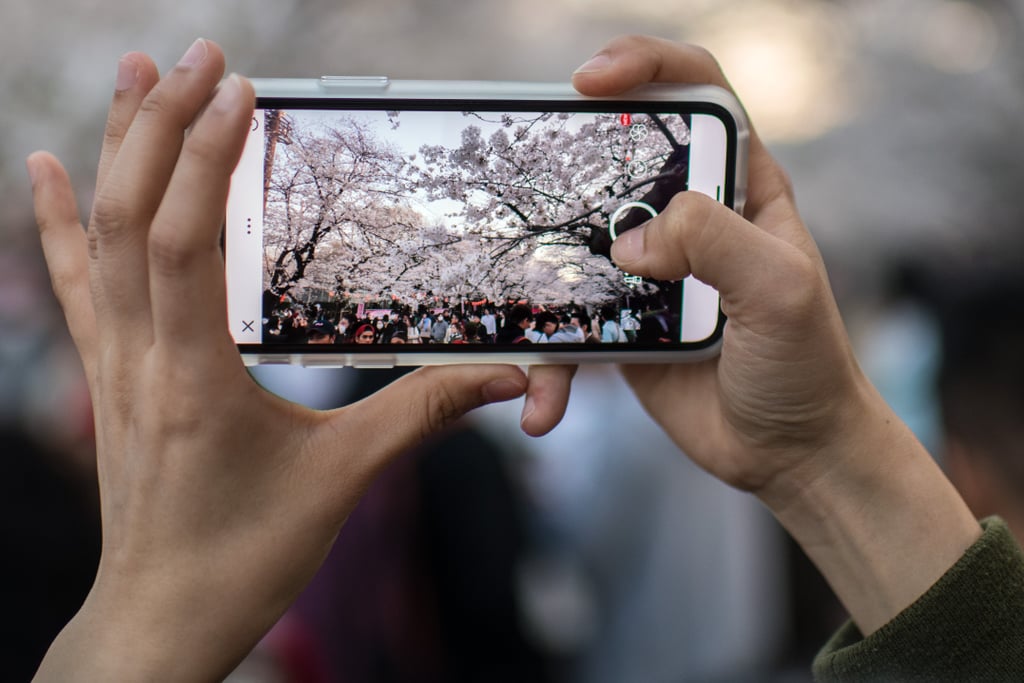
[262,109,680,309]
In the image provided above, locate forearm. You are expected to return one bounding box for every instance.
[762,381,981,635]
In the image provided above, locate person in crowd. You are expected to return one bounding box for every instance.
[480,307,497,342]
[378,314,395,343]
[444,313,464,344]
[620,309,640,343]
[431,313,449,344]
[495,304,534,344]
[547,312,586,343]
[352,323,376,344]
[929,275,1024,547]
[25,34,1024,681]
[417,309,433,341]
[461,320,486,343]
[526,310,559,343]
[306,320,335,345]
[599,305,624,343]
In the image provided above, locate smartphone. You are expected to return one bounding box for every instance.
[226,78,749,367]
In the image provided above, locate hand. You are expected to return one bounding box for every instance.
[573,35,857,500]
[570,35,980,634]
[28,39,530,680]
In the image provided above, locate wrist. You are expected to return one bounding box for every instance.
[35,560,282,681]
[759,379,981,634]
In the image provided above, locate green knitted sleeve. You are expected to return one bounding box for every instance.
[812,517,1024,682]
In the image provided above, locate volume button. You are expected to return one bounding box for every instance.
[319,76,390,91]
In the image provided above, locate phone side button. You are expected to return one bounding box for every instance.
[319,76,390,91]
[351,356,396,370]
[256,355,291,365]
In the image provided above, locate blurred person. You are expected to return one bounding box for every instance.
[0,246,101,680]
[444,313,464,343]
[620,309,639,343]
[548,313,585,343]
[353,323,376,344]
[404,314,421,344]
[599,305,625,343]
[496,304,533,344]
[856,262,943,455]
[934,275,1024,545]
[378,314,395,343]
[244,367,555,682]
[24,34,1024,683]
[480,307,497,342]
[417,309,433,341]
[337,312,354,340]
[528,310,560,343]
[430,313,448,343]
[461,320,485,343]
[306,320,335,345]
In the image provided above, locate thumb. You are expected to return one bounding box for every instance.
[325,364,528,470]
[609,191,815,320]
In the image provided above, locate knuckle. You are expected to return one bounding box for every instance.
[666,191,717,239]
[148,229,198,276]
[417,377,464,439]
[102,118,129,154]
[774,247,826,316]
[89,192,134,241]
[137,87,189,128]
[687,44,723,73]
[180,131,231,171]
[610,33,651,50]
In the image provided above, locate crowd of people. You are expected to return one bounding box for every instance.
[263,298,662,346]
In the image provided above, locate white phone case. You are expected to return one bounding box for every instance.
[227,78,750,368]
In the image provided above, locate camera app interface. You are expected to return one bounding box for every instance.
[227,105,729,348]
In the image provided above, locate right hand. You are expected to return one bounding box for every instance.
[574,36,872,504]
[574,38,981,639]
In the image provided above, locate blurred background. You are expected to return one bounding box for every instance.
[4,0,1024,680]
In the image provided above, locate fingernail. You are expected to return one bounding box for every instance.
[520,396,536,426]
[115,55,139,92]
[482,378,526,404]
[210,73,242,114]
[611,225,646,265]
[178,38,208,69]
[574,53,612,74]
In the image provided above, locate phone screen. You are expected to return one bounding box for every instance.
[226,99,736,356]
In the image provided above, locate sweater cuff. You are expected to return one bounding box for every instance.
[812,516,1024,682]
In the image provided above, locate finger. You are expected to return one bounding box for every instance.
[520,364,576,437]
[573,36,733,94]
[27,152,98,383]
[326,365,528,473]
[148,74,254,349]
[571,35,793,220]
[96,52,161,192]
[88,39,226,334]
[609,191,818,320]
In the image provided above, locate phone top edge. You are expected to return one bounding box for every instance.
[250,78,744,111]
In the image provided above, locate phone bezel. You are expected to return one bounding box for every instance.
[230,79,749,367]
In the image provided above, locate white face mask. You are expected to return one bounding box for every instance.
[376,321,384,329]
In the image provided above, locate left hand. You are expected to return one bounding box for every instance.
[27,39,541,680]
